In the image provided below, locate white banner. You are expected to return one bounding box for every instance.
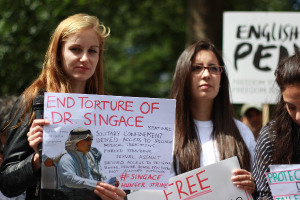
[267,164,300,200]
[223,12,300,104]
[41,92,175,190]
[127,157,253,200]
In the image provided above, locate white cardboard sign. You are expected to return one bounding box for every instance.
[41,92,175,190]
[266,164,300,200]
[127,157,253,200]
[223,12,300,104]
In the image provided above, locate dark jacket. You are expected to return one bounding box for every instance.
[0,95,129,200]
[0,96,41,199]
[0,95,72,200]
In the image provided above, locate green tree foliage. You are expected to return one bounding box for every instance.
[0,0,187,98]
[101,1,187,97]
[1,0,299,98]
[224,0,294,11]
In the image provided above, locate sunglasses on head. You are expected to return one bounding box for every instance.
[83,137,93,142]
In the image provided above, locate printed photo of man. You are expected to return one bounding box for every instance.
[57,127,107,200]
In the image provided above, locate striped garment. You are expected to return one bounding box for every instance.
[252,124,274,200]
[252,122,300,200]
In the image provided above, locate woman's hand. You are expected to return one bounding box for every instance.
[94,182,126,200]
[231,169,256,194]
[27,119,50,171]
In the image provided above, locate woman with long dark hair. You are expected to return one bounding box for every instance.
[253,53,300,199]
[170,40,256,194]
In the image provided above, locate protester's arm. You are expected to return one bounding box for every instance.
[0,97,39,197]
[231,119,257,194]
[252,125,273,200]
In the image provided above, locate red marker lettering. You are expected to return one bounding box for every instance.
[47,96,56,108]
[52,112,62,124]
[84,113,92,125]
[151,102,159,113]
[163,183,174,200]
[67,97,75,108]
[78,97,88,109]
[127,116,134,126]
[196,170,210,190]
[140,102,150,114]
[175,180,189,199]
[57,97,65,108]
[135,116,143,127]
[63,112,73,124]
[186,175,197,194]
[126,101,134,112]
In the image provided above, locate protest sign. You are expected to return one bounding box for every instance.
[127,157,253,200]
[41,92,175,191]
[266,164,300,200]
[223,12,300,104]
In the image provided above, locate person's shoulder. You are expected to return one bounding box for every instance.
[259,121,272,134]
[256,122,273,146]
[9,95,24,108]
[59,152,72,162]
[233,118,256,141]
[233,118,252,133]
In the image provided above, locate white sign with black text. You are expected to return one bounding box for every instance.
[223,12,300,104]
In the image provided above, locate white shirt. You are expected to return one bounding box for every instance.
[171,119,256,176]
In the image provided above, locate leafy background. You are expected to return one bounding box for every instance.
[0,0,298,118]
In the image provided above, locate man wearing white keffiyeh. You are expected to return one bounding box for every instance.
[57,127,105,200]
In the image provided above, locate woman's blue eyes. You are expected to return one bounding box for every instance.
[89,49,97,53]
[70,48,97,54]
[70,47,80,52]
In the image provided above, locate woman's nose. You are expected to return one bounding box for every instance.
[295,111,300,125]
[201,67,211,78]
[80,52,89,62]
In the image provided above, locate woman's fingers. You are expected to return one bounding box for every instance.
[31,119,50,128]
[27,119,50,152]
[231,169,256,194]
[231,174,254,182]
[233,183,256,193]
[232,168,251,175]
[27,131,42,149]
[94,182,126,200]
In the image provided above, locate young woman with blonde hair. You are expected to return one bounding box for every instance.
[0,13,126,200]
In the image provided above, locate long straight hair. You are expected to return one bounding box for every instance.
[271,53,300,164]
[17,13,110,124]
[170,40,251,173]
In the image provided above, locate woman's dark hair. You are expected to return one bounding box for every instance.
[271,53,300,164]
[170,40,251,173]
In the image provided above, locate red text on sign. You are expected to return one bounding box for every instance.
[140,102,159,114]
[84,113,144,127]
[46,96,75,108]
[163,170,210,200]
[78,97,134,112]
[52,112,73,124]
